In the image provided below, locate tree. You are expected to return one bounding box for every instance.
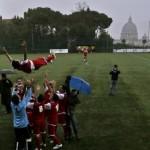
[95,30,113,52]
[0,7,113,52]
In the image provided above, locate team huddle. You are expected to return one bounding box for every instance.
[11,75,80,150]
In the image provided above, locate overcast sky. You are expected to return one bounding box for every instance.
[0,0,150,39]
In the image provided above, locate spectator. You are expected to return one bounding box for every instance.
[11,80,32,150]
[0,73,13,114]
[67,89,80,140]
[109,65,121,96]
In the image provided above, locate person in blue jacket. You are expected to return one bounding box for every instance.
[11,80,32,150]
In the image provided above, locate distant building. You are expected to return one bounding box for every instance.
[114,17,150,47]
[120,17,138,44]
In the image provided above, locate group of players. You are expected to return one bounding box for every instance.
[1,43,92,150]
[11,75,80,150]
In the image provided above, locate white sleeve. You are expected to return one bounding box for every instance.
[27,102,34,109]
[44,86,49,92]
[44,103,51,110]
[12,87,18,96]
[57,93,65,100]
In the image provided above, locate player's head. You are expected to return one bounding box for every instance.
[12,94,20,105]
[52,93,59,101]
[15,79,24,93]
[71,89,79,96]
[114,64,118,68]
[59,84,66,92]
[37,94,44,103]
[30,94,36,102]
[65,75,71,84]
[12,60,20,69]
[113,65,118,71]
[1,73,6,80]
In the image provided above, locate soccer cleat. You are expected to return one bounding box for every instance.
[52,144,63,150]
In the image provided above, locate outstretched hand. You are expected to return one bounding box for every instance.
[36,84,41,91]
[0,47,13,62]
[25,79,32,88]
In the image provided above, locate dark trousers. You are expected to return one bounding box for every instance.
[109,80,118,95]
[14,126,32,150]
[4,102,11,113]
[66,111,79,139]
[1,98,11,113]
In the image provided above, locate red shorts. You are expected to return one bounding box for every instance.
[58,114,66,125]
[84,53,87,56]
[83,54,87,59]
[48,124,56,136]
[33,120,46,134]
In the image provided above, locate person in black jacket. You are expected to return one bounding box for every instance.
[109,65,120,96]
[67,89,80,140]
[0,73,13,113]
[64,76,80,140]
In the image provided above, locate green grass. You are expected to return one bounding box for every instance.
[0,53,150,150]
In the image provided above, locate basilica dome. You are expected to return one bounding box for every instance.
[120,17,138,43]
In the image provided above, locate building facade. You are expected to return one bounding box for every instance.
[114,17,150,46]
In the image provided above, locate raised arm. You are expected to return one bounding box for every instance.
[15,87,32,111]
[20,40,27,60]
[22,79,33,105]
[2,47,13,62]
[22,87,32,105]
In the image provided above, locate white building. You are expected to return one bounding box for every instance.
[114,17,150,46]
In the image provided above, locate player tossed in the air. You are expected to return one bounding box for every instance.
[2,47,56,73]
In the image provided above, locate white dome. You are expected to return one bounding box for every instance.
[120,17,138,43]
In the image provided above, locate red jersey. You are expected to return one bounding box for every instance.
[32,55,55,70]
[33,102,45,123]
[83,48,88,56]
[58,93,68,124]
[32,57,47,70]
[31,101,46,134]
[46,101,59,125]
[26,108,33,127]
[44,89,52,103]
[58,93,68,115]
[26,95,36,127]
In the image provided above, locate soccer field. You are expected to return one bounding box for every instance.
[0,53,150,150]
